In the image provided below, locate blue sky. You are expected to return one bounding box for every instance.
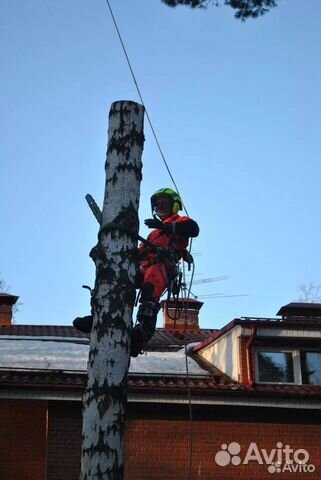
[1,0,320,329]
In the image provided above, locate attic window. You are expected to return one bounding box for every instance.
[255,349,321,385]
[257,351,294,383]
[301,352,321,385]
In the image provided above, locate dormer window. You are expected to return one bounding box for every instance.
[301,352,321,385]
[257,351,294,383]
[255,349,321,385]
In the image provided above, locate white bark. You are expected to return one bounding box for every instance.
[80,101,144,480]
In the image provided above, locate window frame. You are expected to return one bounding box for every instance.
[254,348,300,385]
[300,350,321,385]
[254,348,321,385]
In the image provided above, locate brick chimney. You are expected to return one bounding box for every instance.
[276,302,321,324]
[0,293,19,326]
[160,298,203,332]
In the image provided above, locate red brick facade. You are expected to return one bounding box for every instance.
[47,402,82,480]
[125,419,321,480]
[0,399,47,480]
[0,399,319,480]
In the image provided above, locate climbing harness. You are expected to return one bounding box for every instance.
[163,246,196,325]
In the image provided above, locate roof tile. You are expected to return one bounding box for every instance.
[0,369,320,400]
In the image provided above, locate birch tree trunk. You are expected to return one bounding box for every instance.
[80,101,145,480]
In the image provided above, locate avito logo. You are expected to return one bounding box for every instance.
[214,441,316,474]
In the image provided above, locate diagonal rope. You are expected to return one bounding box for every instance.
[105,0,189,217]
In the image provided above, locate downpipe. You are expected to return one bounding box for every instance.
[246,326,257,387]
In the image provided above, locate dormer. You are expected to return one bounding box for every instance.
[193,303,321,387]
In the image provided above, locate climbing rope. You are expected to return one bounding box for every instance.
[105,0,189,217]
[184,343,194,480]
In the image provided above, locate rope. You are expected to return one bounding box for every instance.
[105,0,189,217]
[182,264,194,480]
[184,344,194,480]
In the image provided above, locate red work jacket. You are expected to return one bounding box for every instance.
[138,214,191,265]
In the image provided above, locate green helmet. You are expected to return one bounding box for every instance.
[151,188,183,214]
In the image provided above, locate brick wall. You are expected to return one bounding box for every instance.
[47,401,82,480]
[0,399,47,480]
[124,419,321,480]
[0,399,320,480]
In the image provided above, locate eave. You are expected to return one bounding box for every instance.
[0,368,320,409]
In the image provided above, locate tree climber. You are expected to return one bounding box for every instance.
[130,188,199,356]
[73,188,199,357]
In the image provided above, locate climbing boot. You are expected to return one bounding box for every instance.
[73,315,93,334]
[130,300,160,357]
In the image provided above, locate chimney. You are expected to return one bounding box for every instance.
[0,293,19,326]
[276,302,321,324]
[160,298,203,332]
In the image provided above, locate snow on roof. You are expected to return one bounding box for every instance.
[130,345,207,375]
[0,339,208,376]
[0,339,88,371]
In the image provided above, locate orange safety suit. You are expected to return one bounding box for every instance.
[138,214,196,301]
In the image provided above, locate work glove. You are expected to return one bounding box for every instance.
[144,218,165,230]
[183,250,194,271]
[144,218,175,234]
[183,251,194,265]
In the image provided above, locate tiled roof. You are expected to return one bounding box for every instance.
[0,369,85,388]
[0,369,320,400]
[129,377,321,398]
[0,324,88,338]
[0,325,217,350]
[146,328,216,350]
[1,323,320,401]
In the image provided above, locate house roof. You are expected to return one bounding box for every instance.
[0,324,215,350]
[0,368,319,401]
[0,324,89,339]
[0,322,320,403]
[0,325,219,381]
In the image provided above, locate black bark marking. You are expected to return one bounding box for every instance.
[107,128,145,162]
[112,203,139,232]
[109,101,144,121]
